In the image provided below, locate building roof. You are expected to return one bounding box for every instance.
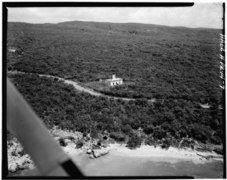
[105,74,123,82]
[105,78,122,82]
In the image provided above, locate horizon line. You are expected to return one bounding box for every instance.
[7,20,222,30]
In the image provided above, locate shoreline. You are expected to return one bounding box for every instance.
[67,143,223,164]
[49,127,223,164]
[8,127,223,176]
[66,143,223,177]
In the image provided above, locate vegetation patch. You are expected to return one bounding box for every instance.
[8,74,223,149]
[7,21,222,105]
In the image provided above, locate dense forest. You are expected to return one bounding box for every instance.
[7,21,224,149]
[7,21,222,104]
[8,74,223,148]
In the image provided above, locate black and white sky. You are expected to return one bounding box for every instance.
[8,3,223,29]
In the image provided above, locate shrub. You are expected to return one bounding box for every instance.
[145,135,156,146]
[76,140,83,148]
[126,134,142,149]
[143,125,154,135]
[121,124,132,135]
[161,138,171,149]
[109,132,126,142]
[153,126,166,140]
[188,124,211,143]
[59,139,67,147]
[103,136,108,140]
[210,135,222,145]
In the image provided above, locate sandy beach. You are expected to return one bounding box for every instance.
[19,143,223,178]
[107,143,223,164]
[61,143,223,178]
[8,128,223,177]
[64,143,223,164]
[9,142,224,178]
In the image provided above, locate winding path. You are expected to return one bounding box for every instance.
[8,71,215,109]
[7,71,156,102]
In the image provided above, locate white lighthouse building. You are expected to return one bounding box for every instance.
[105,74,123,86]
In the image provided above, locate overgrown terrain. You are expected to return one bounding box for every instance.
[6,21,223,149]
[7,21,222,103]
[8,74,223,148]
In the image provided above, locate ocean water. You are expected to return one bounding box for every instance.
[12,153,223,177]
[75,154,223,178]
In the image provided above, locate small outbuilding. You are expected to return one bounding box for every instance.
[105,74,123,87]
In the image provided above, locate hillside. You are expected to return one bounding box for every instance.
[6,21,223,147]
[7,21,222,103]
[8,73,223,146]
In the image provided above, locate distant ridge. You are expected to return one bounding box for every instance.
[8,20,221,31]
[57,20,221,30]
